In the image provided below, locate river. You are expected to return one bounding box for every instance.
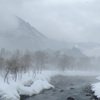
[23,75,98,100]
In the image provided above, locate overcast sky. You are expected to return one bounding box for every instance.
[0,0,100,43]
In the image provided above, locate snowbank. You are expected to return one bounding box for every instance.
[0,71,56,100]
[92,76,100,98]
[0,70,99,100]
[92,82,100,98]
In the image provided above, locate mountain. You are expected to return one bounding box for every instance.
[74,42,100,50]
[71,42,100,57]
[0,17,73,51]
[1,16,100,57]
[0,17,50,51]
[66,47,86,57]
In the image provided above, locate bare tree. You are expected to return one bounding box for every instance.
[58,54,70,71]
[0,48,6,57]
[0,56,5,71]
[33,51,47,73]
[20,51,32,74]
[76,57,91,70]
[4,50,21,82]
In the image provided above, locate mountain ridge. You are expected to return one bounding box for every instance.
[1,16,100,57]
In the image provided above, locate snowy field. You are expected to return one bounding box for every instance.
[0,70,100,100]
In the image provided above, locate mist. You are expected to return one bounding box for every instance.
[1,1,100,100]
[0,0,100,43]
[0,12,19,33]
[0,0,100,77]
[0,0,100,61]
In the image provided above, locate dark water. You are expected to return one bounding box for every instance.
[24,75,98,100]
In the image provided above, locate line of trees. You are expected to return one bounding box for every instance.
[0,48,100,83]
[0,49,48,83]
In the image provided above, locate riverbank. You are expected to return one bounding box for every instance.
[24,75,98,100]
[0,70,100,100]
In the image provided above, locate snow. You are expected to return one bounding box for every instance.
[0,80,19,100]
[0,70,100,100]
[92,76,100,98]
[92,82,100,98]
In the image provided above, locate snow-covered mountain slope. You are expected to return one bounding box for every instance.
[74,42,100,50]
[0,16,73,51]
[73,42,100,57]
[0,17,50,51]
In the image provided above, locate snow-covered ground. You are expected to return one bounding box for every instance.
[92,76,100,98]
[0,70,100,100]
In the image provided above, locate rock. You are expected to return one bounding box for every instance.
[91,91,95,94]
[52,92,56,96]
[86,94,91,96]
[70,83,74,86]
[93,95,98,100]
[59,89,64,92]
[83,85,91,93]
[20,95,30,100]
[52,88,56,92]
[67,97,75,100]
[70,88,74,90]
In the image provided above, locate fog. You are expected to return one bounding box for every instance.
[1,0,100,71]
[0,12,19,33]
[1,2,100,100]
[0,0,100,43]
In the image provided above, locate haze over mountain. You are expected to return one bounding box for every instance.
[0,17,49,50]
[1,16,100,57]
[0,16,74,51]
